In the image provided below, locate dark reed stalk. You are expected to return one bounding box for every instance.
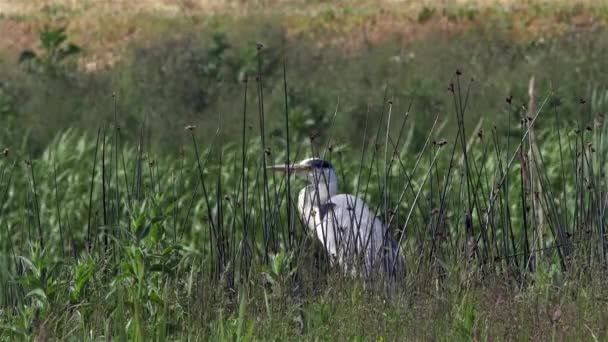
[387,136,430,231]
[396,119,440,264]
[135,124,145,202]
[457,77,491,264]
[383,100,393,229]
[239,76,251,280]
[189,128,220,279]
[171,171,178,244]
[485,97,550,219]
[429,110,464,261]
[255,43,272,263]
[179,129,220,240]
[551,98,571,248]
[529,151,567,269]
[28,157,43,252]
[113,93,121,234]
[0,161,18,272]
[525,77,540,269]
[387,115,439,231]
[87,128,102,253]
[52,151,65,257]
[352,89,388,261]
[120,134,133,218]
[392,146,443,271]
[101,126,108,252]
[451,74,474,241]
[518,131,532,270]
[24,180,32,245]
[502,97,515,268]
[467,125,495,259]
[382,107,419,240]
[384,107,413,186]
[282,54,293,251]
[216,132,225,278]
[596,116,607,264]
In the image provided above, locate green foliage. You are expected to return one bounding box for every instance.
[4,15,608,152]
[3,4,608,340]
[70,257,96,303]
[0,101,607,338]
[417,6,435,23]
[452,294,479,339]
[211,289,255,341]
[19,26,81,77]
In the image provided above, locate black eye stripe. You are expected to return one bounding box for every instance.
[306,159,333,169]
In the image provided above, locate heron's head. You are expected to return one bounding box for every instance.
[268,157,338,195]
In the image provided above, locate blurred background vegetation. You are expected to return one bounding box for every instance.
[1,0,607,153]
[3,1,608,340]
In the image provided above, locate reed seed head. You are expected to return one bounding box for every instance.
[185,125,196,131]
[433,139,448,147]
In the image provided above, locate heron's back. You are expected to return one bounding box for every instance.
[316,194,404,278]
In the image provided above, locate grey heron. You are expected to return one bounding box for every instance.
[269,157,405,281]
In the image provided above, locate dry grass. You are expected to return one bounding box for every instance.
[0,0,605,80]
[1,0,605,17]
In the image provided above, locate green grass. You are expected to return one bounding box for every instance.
[2,63,608,338]
[3,2,608,340]
[1,2,608,152]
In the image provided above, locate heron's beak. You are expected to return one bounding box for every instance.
[267,163,309,174]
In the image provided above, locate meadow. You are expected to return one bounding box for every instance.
[2,1,608,340]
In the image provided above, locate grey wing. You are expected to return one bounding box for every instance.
[318,194,401,277]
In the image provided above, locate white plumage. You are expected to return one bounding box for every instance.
[270,157,405,280]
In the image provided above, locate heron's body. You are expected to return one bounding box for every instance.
[271,158,405,280]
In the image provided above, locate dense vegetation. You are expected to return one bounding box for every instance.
[2,1,608,340]
[2,1,608,151]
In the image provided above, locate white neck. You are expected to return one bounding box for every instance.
[297,169,338,228]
